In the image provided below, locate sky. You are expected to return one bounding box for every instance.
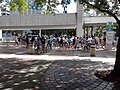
[1,0,77,14]
[56,0,77,13]
[56,0,92,16]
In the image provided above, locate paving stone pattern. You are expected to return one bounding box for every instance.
[0,58,52,90]
[38,60,114,90]
[0,46,117,90]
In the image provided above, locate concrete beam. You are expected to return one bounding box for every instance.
[0,13,77,30]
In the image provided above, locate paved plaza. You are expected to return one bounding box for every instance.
[0,45,119,90]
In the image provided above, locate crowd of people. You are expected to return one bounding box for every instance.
[13,34,117,54]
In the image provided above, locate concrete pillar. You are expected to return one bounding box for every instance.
[76,1,83,37]
[0,30,2,42]
[86,27,88,37]
[0,30,2,40]
[0,9,2,41]
[88,27,91,36]
[0,8,1,16]
[39,29,41,37]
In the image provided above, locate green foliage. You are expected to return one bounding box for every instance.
[10,0,28,14]
[34,0,46,7]
[79,0,120,16]
[34,0,59,15]
[94,0,109,10]
[61,0,71,13]
[17,0,28,14]
[95,27,103,38]
[10,2,17,11]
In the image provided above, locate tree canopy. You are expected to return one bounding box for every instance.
[78,0,120,16]
[78,0,120,23]
[0,0,28,14]
[34,0,59,14]
[10,0,28,14]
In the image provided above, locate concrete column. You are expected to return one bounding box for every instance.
[76,1,83,37]
[0,8,1,16]
[88,27,91,36]
[0,8,2,41]
[0,30,2,41]
[86,27,88,37]
[39,29,41,37]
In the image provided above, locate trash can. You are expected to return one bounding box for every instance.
[90,44,96,57]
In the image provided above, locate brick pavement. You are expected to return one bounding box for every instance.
[37,60,114,90]
[0,46,118,90]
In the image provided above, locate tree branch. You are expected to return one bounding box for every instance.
[83,0,120,24]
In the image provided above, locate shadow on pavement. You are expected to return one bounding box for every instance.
[0,58,52,89]
[0,57,118,90]
[42,59,114,90]
[0,46,118,90]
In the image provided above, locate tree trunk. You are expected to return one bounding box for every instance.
[113,37,120,75]
[102,24,120,82]
[111,22,120,76]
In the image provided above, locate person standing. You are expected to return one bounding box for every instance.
[26,35,30,48]
[59,37,64,49]
[40,36,46,53]
[14,36,19,46]
[47,37,52,50]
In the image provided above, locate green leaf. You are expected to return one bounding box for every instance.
[10,1,17,11]
[34,0,59,14]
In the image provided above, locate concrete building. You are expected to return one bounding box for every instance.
[0,0,83,37]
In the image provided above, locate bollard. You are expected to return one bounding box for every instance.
[90,44,96,57]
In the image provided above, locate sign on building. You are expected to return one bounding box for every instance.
[106,22,114,46]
